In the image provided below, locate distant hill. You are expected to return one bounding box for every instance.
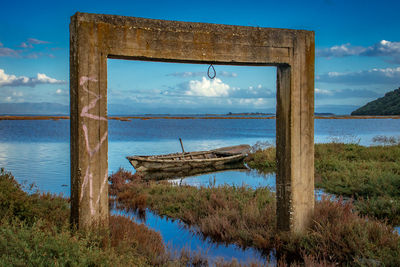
[351,87,400,115]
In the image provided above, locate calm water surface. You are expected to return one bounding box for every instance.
[0,118,399,261]
[1,118,399,195]
[113,208,267,264]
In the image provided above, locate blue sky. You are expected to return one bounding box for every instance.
[1,0,400,114]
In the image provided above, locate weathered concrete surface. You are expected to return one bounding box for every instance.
[70,12,314,232]
[276,35,315,232]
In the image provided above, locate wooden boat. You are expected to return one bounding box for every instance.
[127,144,250,172]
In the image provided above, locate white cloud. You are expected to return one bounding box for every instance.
[54,88,68,97]
[315,88,333,95]
[315,88,381,99]
[0,39,52,58]
[317,67,400,85]
[231,84,274,99]
[27,52,55,59]
[19,42,33,48]
[172,79,274,99]
[0,70,29,87]
[0,69,65,87]
[0,87,26,103]
[2,90,24,103]
[317,40,400,63]
[317,43,365,57]
[219,71,238,77]
[169,71,204,78]
[36,73,60,84]
[362,40,400,58]
[27,38,49,45]
[185,77,230,97]
[0,46,20,57]
[238,98,266,106]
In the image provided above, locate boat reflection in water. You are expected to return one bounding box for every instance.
[136,161,249,181]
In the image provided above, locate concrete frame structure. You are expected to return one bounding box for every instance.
[70,12,315,232]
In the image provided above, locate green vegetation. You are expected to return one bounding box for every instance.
[3,139,400,266]
[315,142,400,225]
[0,168,254,266]
[245,142,400,225]
[245,146,276,173]
[112,170,276,250]
[110,168,400,266]
[0,168,155,266]
[351,87,400,115]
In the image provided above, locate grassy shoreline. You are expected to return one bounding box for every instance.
[110,167,400,266]
[108,141,400,265]
[0,169,262,266]
[2,141,400,265]
[245,142,400,225]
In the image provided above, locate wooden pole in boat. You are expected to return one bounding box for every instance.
[179,138,185,154]
[179,138,186,159]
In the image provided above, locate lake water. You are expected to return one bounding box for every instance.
[113,208,268,264]
[1,118,400,195]
[0,117,399,262]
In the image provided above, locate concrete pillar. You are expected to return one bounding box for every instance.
[70,16,109,229]
[276,32,315,232]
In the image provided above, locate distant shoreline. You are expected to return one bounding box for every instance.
[1,115,400,121]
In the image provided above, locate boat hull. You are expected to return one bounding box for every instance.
[127,153,246,172]
[126,144,250,173]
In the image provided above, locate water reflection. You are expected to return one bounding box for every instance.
[111,167,342,264]
[167,168,275,189]
[111,167,278,263]
[0,142,70,196]
[135,159,248,180]
[112,208,267,264]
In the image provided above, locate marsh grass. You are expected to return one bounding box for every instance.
[0,168,278,266]
[278,197,400,265]
[245,141,400,225]
[111,169,276,251]
[0,168,69,227]
[110,169,400,266]
[372,135,400,145]
[245,146,276,174]
[3,136,400,266]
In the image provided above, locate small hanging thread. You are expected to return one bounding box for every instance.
[207,64,216,79]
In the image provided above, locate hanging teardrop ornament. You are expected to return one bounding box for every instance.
[207,64,216,79]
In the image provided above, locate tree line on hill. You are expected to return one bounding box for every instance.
[351,87,400,115]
